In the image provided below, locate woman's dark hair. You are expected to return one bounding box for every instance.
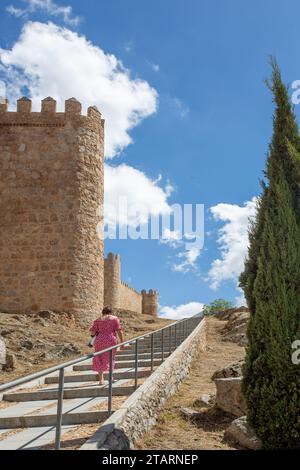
[102,306,112,315]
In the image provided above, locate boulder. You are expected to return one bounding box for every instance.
[223,328,247,347]
[194,393,214,408]
[215,307,249,321]
[20,340,34,350]
[225,416,261,450]
[214,377,246,417]
[195,394,215,408]
[180,407,201,420]
[211,360,244,380]
[0,329,13,338]
[38,343,81,361]
[223,312,250,332]
[37,310,54,320]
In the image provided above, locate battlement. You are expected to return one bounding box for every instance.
[0,97,104,128]
[141,289,158,297]
[104,253,158,315]
[121,280,141,296]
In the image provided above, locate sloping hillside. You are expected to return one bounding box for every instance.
[0,309,173,384]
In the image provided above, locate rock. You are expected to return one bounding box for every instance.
[180,407,201,420]
[0,338,6,366]
[33,317,48,327]
[59,343,81,356]
[37,310,54,320]
[194,393,214,408]
[38,343,81,361]
[225,416,261,450]
[223,312,250,332]
[20,340,34,350]
[216,307,249,321]
[4,353,17,371]
[214,377,246,417]
[223,329,247,347]
[0,329,13,338]
[211,360,244,380]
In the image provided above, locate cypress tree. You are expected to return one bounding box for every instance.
[239,58,300,449]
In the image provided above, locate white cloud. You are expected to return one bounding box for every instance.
[160,229,202,273]
[172,244,201,273]
[0,21,158,157]
[159,302,204,320]
[6,0,80,25]
[235,288,247,307]
[6,5,25,17]
[208,198,257,289]
[147,61,160,72]
[172,97,189,119]
[104,163,172,227]
[124,41,134,54]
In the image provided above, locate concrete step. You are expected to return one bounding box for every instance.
[73,359,161,372]
[3,385,135,402]
[116,347,168,355]
[113,351,170,360]
[125,343,183,351]
[116,347,167,355]
[0,400,57,418]
[133,339,184,346]
[45,369,151,384]
[0,425,74,450]
[0,410,110,429]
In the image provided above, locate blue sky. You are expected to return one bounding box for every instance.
[1,0,300,318]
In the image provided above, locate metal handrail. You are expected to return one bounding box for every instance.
[0,313,203,450]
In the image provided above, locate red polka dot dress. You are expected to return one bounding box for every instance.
[90,315,122,373]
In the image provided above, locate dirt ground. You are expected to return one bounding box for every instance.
[136,316,245,450]
[0,310,172,384]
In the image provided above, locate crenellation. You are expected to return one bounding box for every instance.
[17,97,32,113]
[0,99,9,113]
[41,97,56,114]
[0,99,104,130]
[104,253,158,315]
[65,97,82,116]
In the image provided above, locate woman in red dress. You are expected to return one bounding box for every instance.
[90,306,124,385]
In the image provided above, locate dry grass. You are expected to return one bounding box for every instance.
[136,316,245,450]
[0,310,172,385]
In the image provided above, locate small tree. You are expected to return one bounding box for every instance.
[239,58,300,449]
[202,298,233,315]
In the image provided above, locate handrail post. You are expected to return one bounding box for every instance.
[151,333,154,372]
[175,323,177,349]
[161,329,164,364]
[108,350,113,416]
[169,325,172,355]
[55,368,64,451]
[134,339,139,389]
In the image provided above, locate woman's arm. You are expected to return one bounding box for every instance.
[117,329,124,344]
[117,329,124,350]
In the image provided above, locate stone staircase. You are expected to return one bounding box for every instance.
[0,334,180,450]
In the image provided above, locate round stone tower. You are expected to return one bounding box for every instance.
[0,97,105,322]
[142,289,158,316]
[104,253,121,309]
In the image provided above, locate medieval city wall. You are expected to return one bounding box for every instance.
[0,97,104,321]
[119,281,143,314]
[104,253,157,315]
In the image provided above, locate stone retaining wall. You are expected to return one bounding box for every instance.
[80,317,206,450]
